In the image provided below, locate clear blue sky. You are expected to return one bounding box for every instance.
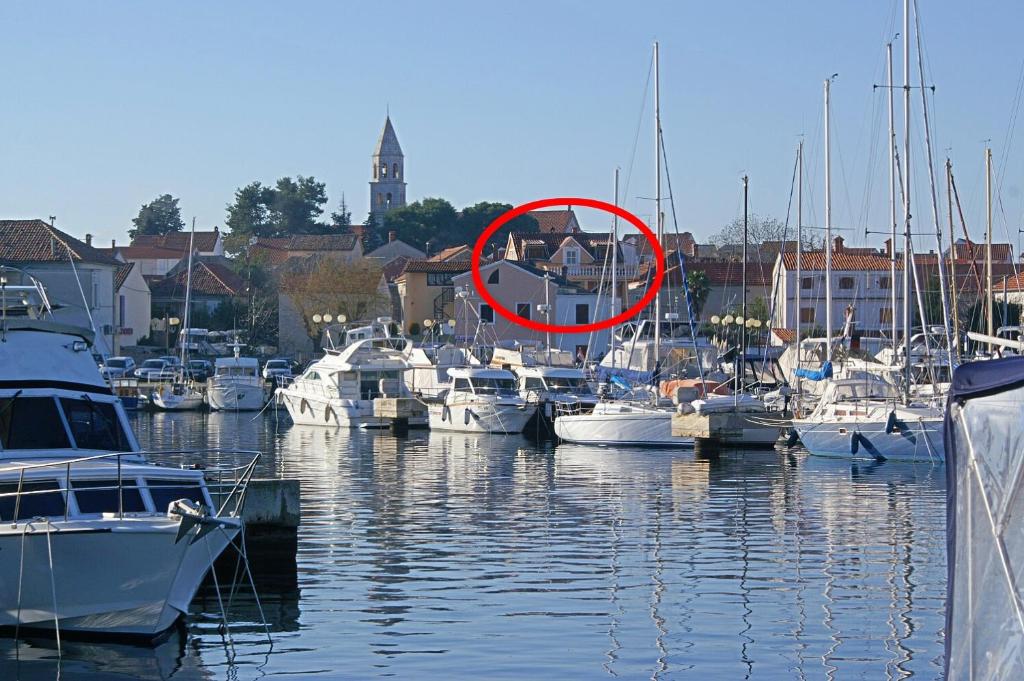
[2,0,1022,252]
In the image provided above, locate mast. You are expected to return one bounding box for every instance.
[887,39,899,352]
[179,217,197,372]
[946,158,960,362]
[741,175,749,370]
[902,0,912,401]
[824,77,833,362]
[653,41,662,366]
[796,141,803,339]
[611,167,619,371]
[986,147,994,348]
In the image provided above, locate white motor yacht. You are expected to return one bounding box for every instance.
[554,398,691,447]
[207,342,268,411]
[427,367,534,434]
[792,376,944,463]
[277,336,426,428]
[404,343,481,399]
[0,270,256,639]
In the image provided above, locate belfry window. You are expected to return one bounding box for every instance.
[393,163,399,179]
[386,192,392,207]
[381,164,388,178]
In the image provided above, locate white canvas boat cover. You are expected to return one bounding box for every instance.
[945,356,1024,679]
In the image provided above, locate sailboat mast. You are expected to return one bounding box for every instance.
[796,142,803,340]
[946,159,960,362]
[887,39,899,351]
[653,41,662,361]
[824,77,833,362]
[741,175,749,366]
[180,217,197,370]
[902,0,912,401]
[611,167,619,371]
[986,147,994,348]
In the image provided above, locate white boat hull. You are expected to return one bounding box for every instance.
[794,416,945,463]
[150,388,205,411]
[427,401,534,434]
[555,404,692,447]
[0,519,236,638]
[207,380,267,411]
[278,391,426,428]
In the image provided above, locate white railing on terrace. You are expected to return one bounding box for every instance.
[559,264,641,279]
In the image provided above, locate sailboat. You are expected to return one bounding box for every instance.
[792,9,945,463]
[556,42,691,448]
[151,218,205,411]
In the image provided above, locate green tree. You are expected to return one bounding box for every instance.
[270,175,328,235]
[330,194,352,228]
[382,198,459,250]
[225,182,273,236]
[129,194,184,240]
[685,270,711,318]
[361,211,385,252]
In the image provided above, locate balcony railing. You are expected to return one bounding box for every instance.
[548,264,641,280]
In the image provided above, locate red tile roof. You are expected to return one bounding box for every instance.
[653,259,774,287]
[399,260,473,275]
[149,261,244,298]
[132,230,221,253]
[772,328,797,344]
[780,251,898,271]
[994,271,1024,293]
[382,255,411,282]
[429,245,472,262]
[111,244,185,260]
[286,234,358,251]
[0,220,121,266]
[508,231,618,261]
[527,209,577,234]
[952,240,1013,262]
[114,262,136,291]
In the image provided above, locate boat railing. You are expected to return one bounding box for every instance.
[0,449,261,524]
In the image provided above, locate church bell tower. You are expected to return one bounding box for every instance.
[369,116,406,226]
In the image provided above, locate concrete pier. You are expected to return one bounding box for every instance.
[672,411,785,448]
[242,478,301,529]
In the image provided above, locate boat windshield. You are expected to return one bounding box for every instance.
[0,395,131,452]
[470,377,517,396]
[546,377,592,394]
[830,381,899,402]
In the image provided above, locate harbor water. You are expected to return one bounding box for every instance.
[2,410,947,679]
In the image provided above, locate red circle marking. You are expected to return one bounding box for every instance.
[470,197,665,334]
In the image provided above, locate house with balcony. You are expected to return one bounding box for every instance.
[502,231,640,310]
[394,259,473,335]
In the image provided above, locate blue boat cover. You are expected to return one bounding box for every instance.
[793,360,833,381]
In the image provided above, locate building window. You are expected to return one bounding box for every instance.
[479,304,494,323]
[118,294,126,326]
[575,303,589,324]
[839,277,855,289]
[879,276,891,289]
[427,273,452,286]
[799,308,815,323]
[516,302,531,320]
[381,164,388,178]
[879,307,893,323]
[801,277,813,290]
[393,162,399,179]
[377,192,384,206]
[565,248,579,265]
[487,269,500,284]
[386,192,392,208]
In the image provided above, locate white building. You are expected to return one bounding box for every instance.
[113,262,151,350]
[770,250,903,337]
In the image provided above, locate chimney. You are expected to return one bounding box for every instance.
[833,235,844,253]
[884,238,892,258]
[111,239,116,249]
[692,243,699,258]
[389,230,397,242]
[85,233,93,247]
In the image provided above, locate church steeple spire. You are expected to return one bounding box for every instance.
[370,115,406,226]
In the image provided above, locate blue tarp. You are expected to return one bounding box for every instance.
[794,360,833,381]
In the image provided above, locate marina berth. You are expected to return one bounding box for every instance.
[0,270,256,639]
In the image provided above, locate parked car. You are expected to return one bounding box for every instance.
[262,358,294,382]
[134,358,175,381]
[100,356,137,379]
[159,355,182,367]
[185,359,213,382]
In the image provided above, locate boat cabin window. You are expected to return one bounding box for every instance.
[72,479,146,514]
[146,479,207,513]
[0,397,72,450]
[453,377,472,392]
[360,370,399,399]
[470,377,516,396]
[0,480,66,521]
[60,398,132,452]
[304,371,322,382]
[832,382,898,402]
[547,376,591,394]
[217,365,257,377]
[522,377,545,391]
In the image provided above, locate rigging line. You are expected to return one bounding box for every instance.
[762,150,799,379]
[622,53,654,204]
[995,58,1024,196]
